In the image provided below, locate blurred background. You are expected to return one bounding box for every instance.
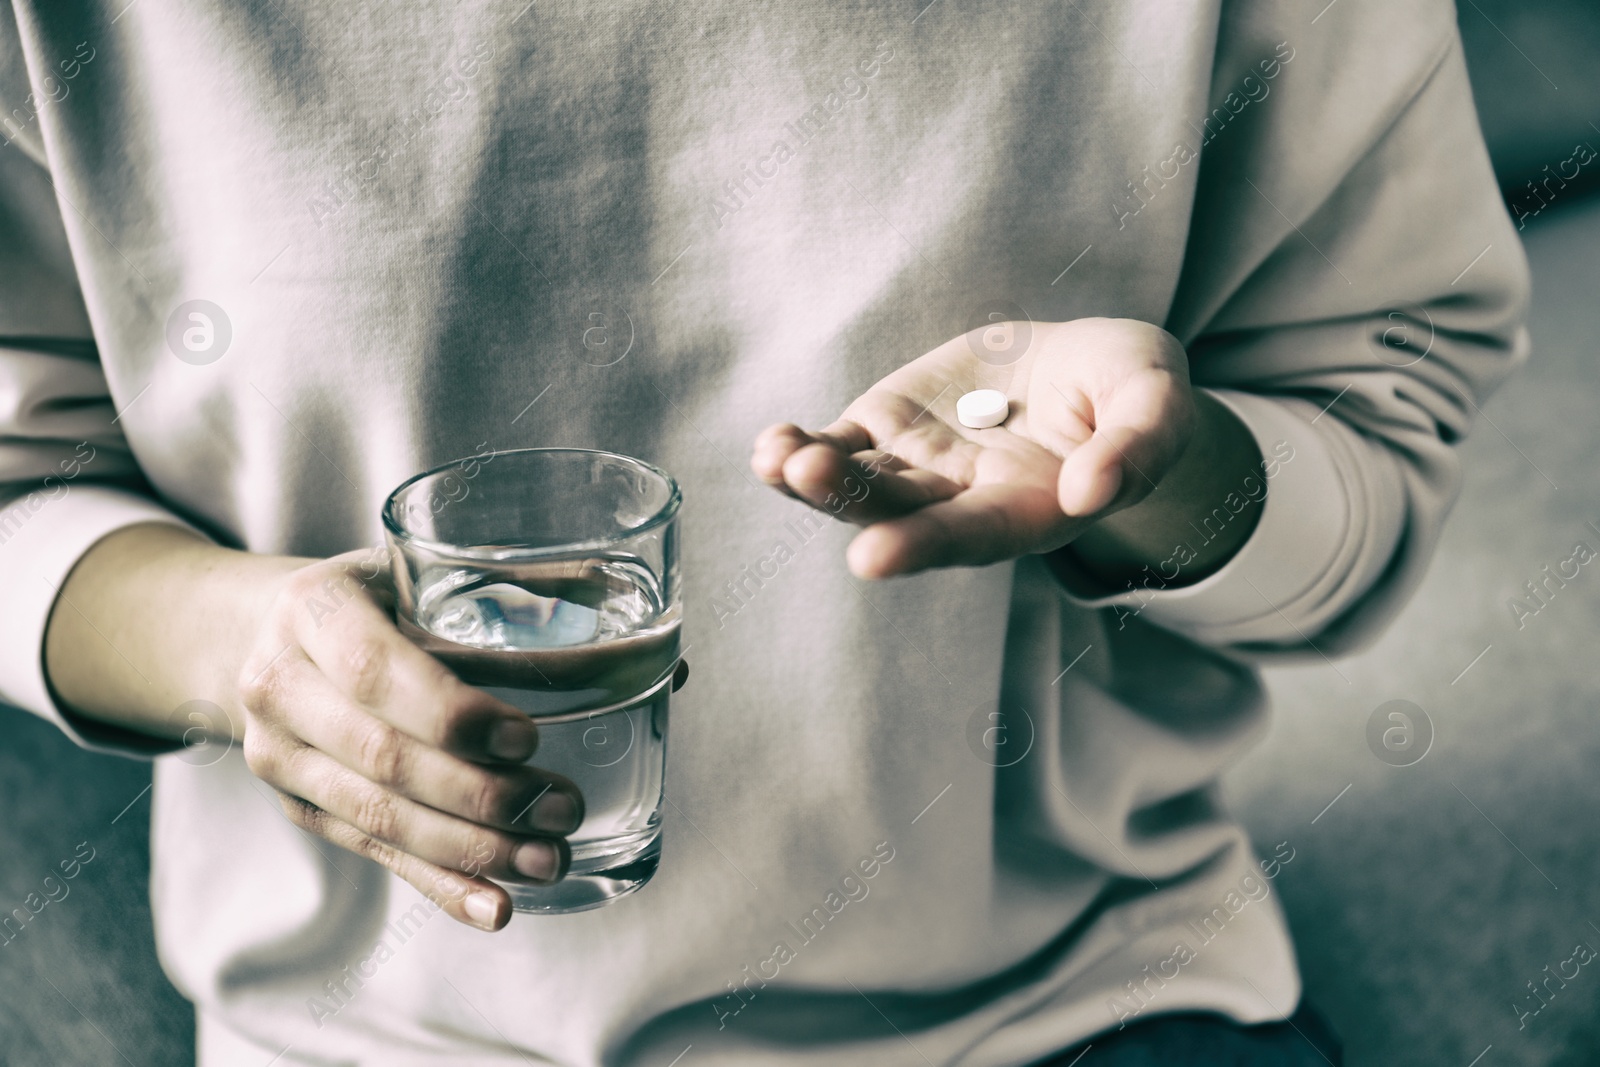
[1230,2,1600,1064]
[2,1,1598,1064]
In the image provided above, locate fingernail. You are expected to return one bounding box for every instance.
[527,790,581,834]
[514,841,560,881]
[487,718,536,761]
[464,892,500,929]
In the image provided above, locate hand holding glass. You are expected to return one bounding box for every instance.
[384,448,682,914]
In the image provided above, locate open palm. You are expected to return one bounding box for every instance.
[750,317,1198,578]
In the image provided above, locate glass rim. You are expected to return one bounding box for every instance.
[381,446,682,562]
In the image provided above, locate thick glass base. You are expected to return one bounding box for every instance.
[503,831,661,914]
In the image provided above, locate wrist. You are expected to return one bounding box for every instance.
[1063,389,1265,588]
[44,523,306,741]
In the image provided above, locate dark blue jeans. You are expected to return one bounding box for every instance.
[1036,1002,1343,1066]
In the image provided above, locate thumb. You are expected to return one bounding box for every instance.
[1057,435,1128,516]
[1056,373,1192,518]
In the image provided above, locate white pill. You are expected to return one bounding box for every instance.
[956,389,1009,429]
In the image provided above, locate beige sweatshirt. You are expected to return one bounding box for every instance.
[0,1,1528,1064]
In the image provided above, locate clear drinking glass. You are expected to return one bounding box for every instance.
[382,448,682,914]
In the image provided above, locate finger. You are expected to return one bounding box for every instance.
[782,442,961,525]
[751,421,875,485]
[1057,435,1128,517]
[1057,370,1190,517]
[845,483,1071,578]
[282,569,539,763]
[268,742,569,887]
[850,448,912,475]
[266,655,582,835]
[276,791,513,932]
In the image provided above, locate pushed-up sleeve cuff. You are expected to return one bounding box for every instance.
[1050,387,1402,649]
[0,485,209,756]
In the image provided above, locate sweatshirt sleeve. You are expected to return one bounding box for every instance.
[0,15,206,754]
[1053,18,1531,661]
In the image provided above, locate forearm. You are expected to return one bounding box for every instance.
[1066,390,1264,587]
[43,523,305,742]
